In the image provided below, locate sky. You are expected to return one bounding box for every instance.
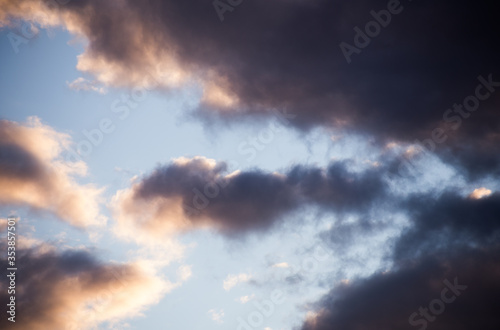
[0,0,499,329]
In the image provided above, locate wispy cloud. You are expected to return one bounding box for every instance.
[207,309,224,324]
[67,77,106,94]
[223,273,252,291]
[237,294,255,304]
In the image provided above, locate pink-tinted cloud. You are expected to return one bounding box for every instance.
[0,117,105,227]
[0,239,178,330]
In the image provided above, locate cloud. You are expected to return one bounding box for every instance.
[425,137,500,180]
[469,187,492,199]
[111,157,389,241]
[207,309,225,324]
[301,247,500,330]
[0,241,178,330]
[2,2,499,327]
[300,189,500,330]
[0,117,105,227]
[2,0,499,177]
[223,273,252,291]
[394,191,500,260]
[67,77,106,94]
[237,294,255,304]
[0,0,192,90]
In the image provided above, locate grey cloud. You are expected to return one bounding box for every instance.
[115,157,389,237]
[3,0,499,177]
[300,190,500,330]
[301,247,500,330]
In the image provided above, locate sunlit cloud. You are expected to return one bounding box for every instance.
[0,240,183,330]
[67,77,106,94]
[0,117,105,228]
[237,294,255,304]
[469,187,492,200]
[207,309,225,324]
[223,273,252,291]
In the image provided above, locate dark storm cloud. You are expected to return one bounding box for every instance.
[64,0,500,138]
[320,216,394,255]
[393,191,500,260]
[114,157,388,236]
[0,120,46,182]
[301,247,500,330]
[2,0,499,176]
[300,190,500,330]
[437,140,500,180]
[287,161,387,212]
[6,0,500,140]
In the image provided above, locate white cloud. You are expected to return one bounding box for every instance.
[237,294,255,304]
[177,265,192,282]
[208,309,224,324]
[67,77,107,94]
[223,273,252,291]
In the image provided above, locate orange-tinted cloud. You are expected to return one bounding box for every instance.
[469,187,493,200]
[0,239,178,330]
[0,117,105,227]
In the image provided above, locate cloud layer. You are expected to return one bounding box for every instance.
[2,0,499,178]
[1,1,499,328]
[2,0,498,136]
